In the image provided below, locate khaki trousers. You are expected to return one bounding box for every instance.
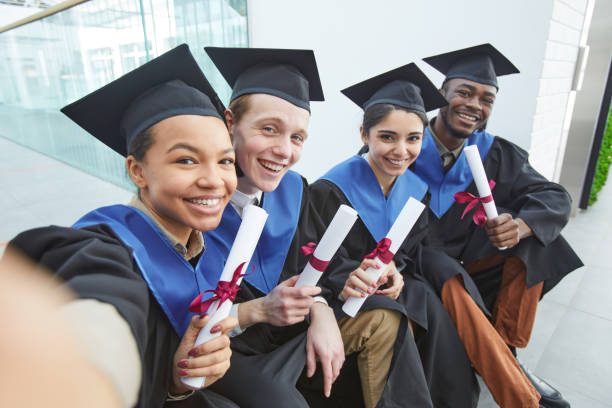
[338,309,401,408]
[441,255,543,407]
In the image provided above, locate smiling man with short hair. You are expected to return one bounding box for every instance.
[413,43,583,408]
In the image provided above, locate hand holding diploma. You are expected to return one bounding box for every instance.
[342,197,425,317]
[457,145,516,250]
[181,204,268,389]
[171,314,236,394]
[485,213,533,249]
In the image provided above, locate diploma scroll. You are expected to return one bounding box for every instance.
[463,145,506,250]
[342,197,425,317]
[181,204,268,389]
[295,205,358,287]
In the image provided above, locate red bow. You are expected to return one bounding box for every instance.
[453,180,496,227]
[189,262,249,315]
[301,242,330,272]
[364,238,394,264]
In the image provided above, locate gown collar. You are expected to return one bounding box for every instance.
[73,205,215,336]
[321,155,428,242]
[413,128,495,218]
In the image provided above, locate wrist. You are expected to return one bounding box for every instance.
[310,302,331,320]
[169,378,190,396]
[516,218,533,240]
[238,298,266,328]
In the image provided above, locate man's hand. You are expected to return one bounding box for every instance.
[485,213,532,249]
[171,315,237,393]
[306,303,345,398]
[375,260,404,300]
[261,275,321,326]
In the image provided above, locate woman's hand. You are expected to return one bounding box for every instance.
[171,314,237,393]
[340,259,382,301]
[375,260,404,300]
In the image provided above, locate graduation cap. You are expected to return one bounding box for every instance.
[61,43,225,157]
[422,43,519,89]
[341,62,448,113]
[205,47,324,112]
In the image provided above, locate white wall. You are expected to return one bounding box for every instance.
[246,0,556,182]
[529,0,591,181]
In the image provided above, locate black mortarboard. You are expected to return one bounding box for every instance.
[61,44,225,157]
[341,63,448,113]
[422,43,519,89]
[204,47,324,112]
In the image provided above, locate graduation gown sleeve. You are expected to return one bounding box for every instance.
[229,175,332,355]
[427,136,583,292]
[7,224,237,408]
[490,138,571,246]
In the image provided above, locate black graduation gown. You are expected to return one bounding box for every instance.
[7,224,238,408]
[309,177,479,408]
[416,136,583,305]
[207,175,347,408]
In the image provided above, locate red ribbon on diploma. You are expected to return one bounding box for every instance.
[301,242,330,272]
[454,180,496,227]
[189,262,249,315]
[363,238,394,264]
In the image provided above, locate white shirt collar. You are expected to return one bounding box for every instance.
[230,189,263,217]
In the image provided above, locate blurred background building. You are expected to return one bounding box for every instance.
[0,0,610,206]
[1,2,611,407]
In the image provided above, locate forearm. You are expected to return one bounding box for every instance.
[61,299,141,407]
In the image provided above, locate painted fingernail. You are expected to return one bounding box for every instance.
[178,360,188,368]
[361,292,367,297]
[367,288,373,294]
[372,282,377,288]
[179,369,188,376]
[188,348,198,357]
[210,325,221,334]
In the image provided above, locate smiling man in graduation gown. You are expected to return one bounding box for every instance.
[412,43,583,408]
[197,47,403,408]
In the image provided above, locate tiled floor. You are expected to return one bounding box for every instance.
[1,136,610,407]
[477,166,612,407]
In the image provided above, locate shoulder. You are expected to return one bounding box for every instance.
[11,224,130,259]
[489,135,529,161]
[310,178,342,196]
[9,224,138,282]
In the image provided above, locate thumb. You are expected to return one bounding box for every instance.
[184,314,209,341]
[279,275,300,288]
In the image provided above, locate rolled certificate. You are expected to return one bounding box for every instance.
[464,145,498,220]
[463,145,506,250]
[182,204,268,389]
[295,204,358,287]
[342,197,425,317]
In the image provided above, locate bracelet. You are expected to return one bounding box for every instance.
[166,389,195,402]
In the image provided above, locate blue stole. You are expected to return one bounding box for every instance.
[73,205,218,336]
[321,155,428,243]
[202,170,303,295]
[413,129,494,219]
